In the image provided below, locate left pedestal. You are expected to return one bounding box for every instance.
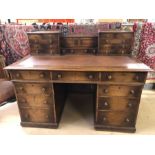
[13,82,65,128]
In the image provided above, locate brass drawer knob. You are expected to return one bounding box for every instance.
[88,74,93,79]
[25,114,29,119]
[121,50,125,54]
[128,103,133,108]
[43,100,48,104]
[57,74,62,79]
[34,40,38,43]
[71,49,74,53]
[46,115,49,119]
[135,75,139,81]
[104,102,108,106]
[16,73,20,78]
[125,118,130,123]
[19,87,23,91]
[107,75,112,80]
[84,49,87,53]
[103,117,107,122]
[42,87,46,93]
[130,90,135,94]
[93,49,96,54]
[21,99,26,103]
[104,89,108,93]
[40,73,45,78]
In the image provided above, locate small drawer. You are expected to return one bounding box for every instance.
[97,97,139,111]
[52,71,99,82]
[96,111,136,127]
[10,70,51,80]
[20,107,55,123]
[98,85,143,97]
[17,94,54,108]
[14,83,53,95]
[101,72,147,83]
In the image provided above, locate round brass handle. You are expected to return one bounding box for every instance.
[121,50,125,54]
[88,74,93,79]
[25,114,29,119]
[130,90,135,94]
[93,49,96,54]
[46,115,49,119]
[19,87,23,91]
[62,49,66,54]
[21,99,26,103]
[128,103,133,108]
[34,40,38,43]
[135,75,139,81]
[84,49,87,53]
[16,73,20,78]
[103,117,107,122]
[50,45,53,48]
[57,74,62,79]
[125,118,130,123]
[71,49,74,53]
[49,39,53,44]
[42,87,46,93]
[40,73,44,78]
[104,102,108,106]
[107,75,112,80]
[43,100,48,104]
[104,89,108,93]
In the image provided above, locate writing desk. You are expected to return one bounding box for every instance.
[5,55,151,132]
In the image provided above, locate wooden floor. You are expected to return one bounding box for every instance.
[0,90,155,135]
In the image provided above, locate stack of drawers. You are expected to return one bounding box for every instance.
[27,31,60,55]
[95,72,147,132]
[98,31,134,55]
[10,70,57,128]
[60,36,98,55]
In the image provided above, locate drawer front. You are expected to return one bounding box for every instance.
[28,34,59,54]
[52,71,99,82]
[98,85,143,97]
[101,72,147,83]
[96,111,136,127]
[99,32,133,55]
[20,108,55,123]
[61,37,97,48]
[98,97,139,111]
[17,94,54,108]
[99,32,133,39]
[14,83,53,95]
[10,70,51,80]
[61,49,97,55]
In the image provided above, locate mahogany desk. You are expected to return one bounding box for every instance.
[5,55,151,132]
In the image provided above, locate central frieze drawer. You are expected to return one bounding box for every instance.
[10,70,51,81]
[98,85,143,97]
[17,94,54,108]
[97,97,139,111]
[101,72,147,83]
[52,71,99,82]
[14,83,53,95]
[20,107,55,123]
[96,111,136,127]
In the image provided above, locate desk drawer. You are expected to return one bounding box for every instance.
[17,94,54,108]
[20,107,55,123]
[10,70,51,81]
[97,97,139,111]
[14,83,53,95]
[98,85,143,97]
[101,72,147,83]
[96,111,136,127]
[52,71,99,82]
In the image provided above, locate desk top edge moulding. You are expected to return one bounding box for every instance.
[4,30,153,133]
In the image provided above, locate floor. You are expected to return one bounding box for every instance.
[0,90,155,135]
